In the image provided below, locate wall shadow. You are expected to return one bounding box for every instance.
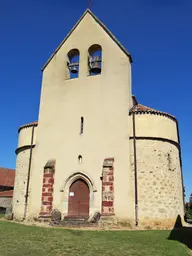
[168,215,192,250]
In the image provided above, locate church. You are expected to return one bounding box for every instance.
[13,9,184,227]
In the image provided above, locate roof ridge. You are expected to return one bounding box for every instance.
[42,9,132,71]
[137,103,160,112]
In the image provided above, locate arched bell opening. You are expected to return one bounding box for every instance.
[67,49,80,79]
[88,44,102,76]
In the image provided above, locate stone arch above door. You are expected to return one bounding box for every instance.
[61,172,96,218]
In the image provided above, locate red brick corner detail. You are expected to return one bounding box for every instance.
[101,158,115,216]
[39,160,56,218]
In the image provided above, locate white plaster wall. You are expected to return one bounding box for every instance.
[18,126,37,148]
[28,12,133,220]
[129,114,178,142]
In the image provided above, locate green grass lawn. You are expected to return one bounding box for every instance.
[0,213,5,219]
[0,221,190,256]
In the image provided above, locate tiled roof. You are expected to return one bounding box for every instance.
[0,190,13,197]
[18,121,38,132]
[129,103,176,121]
[0,168,15,187]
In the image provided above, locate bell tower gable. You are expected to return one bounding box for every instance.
[37,9,133,151]
[42,9,132,78]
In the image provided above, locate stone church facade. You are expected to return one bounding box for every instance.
[13,9,184,227]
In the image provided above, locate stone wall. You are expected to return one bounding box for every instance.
[13,124,37,220]
[12,149,30,219]
[130,138,184,226]
[0,197,12,209]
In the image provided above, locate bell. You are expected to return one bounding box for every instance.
[90,56,101,74]
[68,62,79,74]
[69,65,78,74]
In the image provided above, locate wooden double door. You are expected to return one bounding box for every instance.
[68,179,90,218]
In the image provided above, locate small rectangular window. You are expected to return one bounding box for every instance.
[80,117,84,134]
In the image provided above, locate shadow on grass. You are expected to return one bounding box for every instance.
[168,215,192,250]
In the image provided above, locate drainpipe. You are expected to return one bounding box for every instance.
[23,125,35,220]
[132,112,138,226]
[175,120,185,214]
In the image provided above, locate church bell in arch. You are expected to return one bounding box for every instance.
[68,62,79,74]
[89,56,101,74]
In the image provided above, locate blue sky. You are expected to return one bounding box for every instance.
[0,0,191,199]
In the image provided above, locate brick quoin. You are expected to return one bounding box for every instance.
[101,158,115,216]
[42,201,52,206]
[39,212,48,215]
[102,201,113,207]
[48,178,54,183]
[42,192,52,197]
[39,160,56,219]
[43,184,52,188]
[46,206,52,211]
[102,182,113,186]
[44,173,53,178]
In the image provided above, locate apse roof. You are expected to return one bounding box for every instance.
[129,102,176,121]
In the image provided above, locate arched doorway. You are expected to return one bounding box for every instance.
[68,179,90,218]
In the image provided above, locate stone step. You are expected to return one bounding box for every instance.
[38,217,51,223]
[51,219,98,227]
[64,216,88,221]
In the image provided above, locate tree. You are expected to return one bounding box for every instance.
[190,193,192,208]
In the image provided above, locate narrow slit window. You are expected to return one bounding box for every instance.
[80,117,84,134]
[78,155,83,164]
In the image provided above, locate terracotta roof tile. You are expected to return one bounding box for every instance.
[0,168,15,187]
[0,190,13,197]
[132,104,162,113]
[129,103,176,121]
[18,121,38,132]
